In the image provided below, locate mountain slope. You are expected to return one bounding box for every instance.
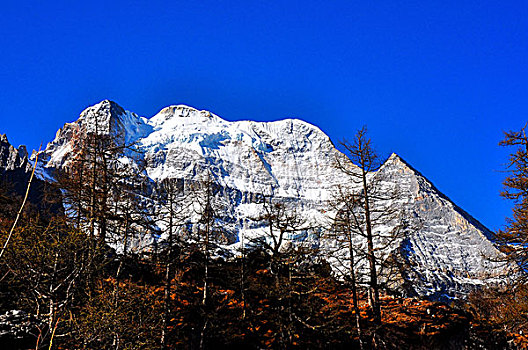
[375,154,509,299]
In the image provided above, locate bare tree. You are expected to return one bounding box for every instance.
[250,194,311,266]
[250,193,318,347]
[157,178,189,349]
[325,183,365,349]
[55,110,157,349]
[188,175,231,349]
[333,126,408,324]
[0,145,39,261]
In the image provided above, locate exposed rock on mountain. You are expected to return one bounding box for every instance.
[34,100,509,300]
[374,154,509,299]
[0,134,61,217]
[0,134,31,174]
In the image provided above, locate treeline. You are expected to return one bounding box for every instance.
[0,122,525,349]
[0,207,513,349]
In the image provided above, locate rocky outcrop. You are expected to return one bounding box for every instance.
[0,133,34,203]
[0,134,62,217]
[0,134,30,173]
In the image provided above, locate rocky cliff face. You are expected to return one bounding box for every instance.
[373,154,510,299]
[0,134,61,218]
[0,134,30,174]
[35,100,510,300]
[0,133,34,203]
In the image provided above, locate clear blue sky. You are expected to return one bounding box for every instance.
[1,1,526,231]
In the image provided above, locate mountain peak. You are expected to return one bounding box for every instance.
[88,99,125,112]
[80,99,126,119]
[76,100,150,142]
[151,105,214,126]
[380,152,421,176]
[159,104,199,114]
[384,152,407,165]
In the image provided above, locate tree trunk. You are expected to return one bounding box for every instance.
[362,169,381,323]
[348,233,364,350]
[161,195,174,349]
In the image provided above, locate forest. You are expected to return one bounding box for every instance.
[1,125,527,350]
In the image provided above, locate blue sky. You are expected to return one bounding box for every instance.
[1,1,526,231]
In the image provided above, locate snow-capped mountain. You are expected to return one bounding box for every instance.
[42,100,348,203]
[35,100,510,300]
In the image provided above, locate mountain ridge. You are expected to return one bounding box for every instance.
[381,152,495,241]
[15,100,511,300]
